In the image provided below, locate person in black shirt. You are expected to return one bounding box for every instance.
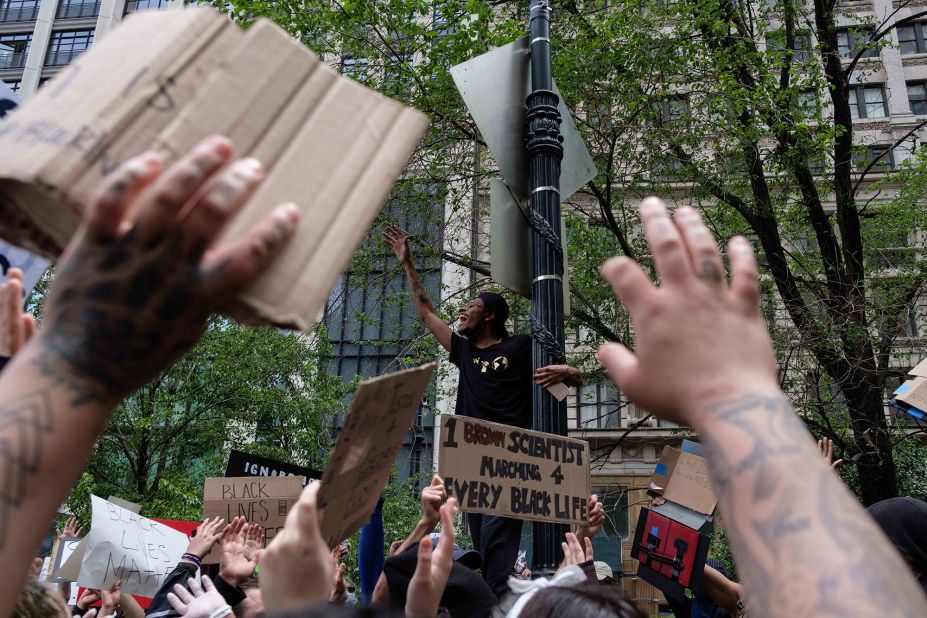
[384,226,581,595]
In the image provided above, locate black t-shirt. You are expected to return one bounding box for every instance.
[449,332,533,428]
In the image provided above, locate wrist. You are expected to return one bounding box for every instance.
[688,381,785,433]
[219,569,248,587]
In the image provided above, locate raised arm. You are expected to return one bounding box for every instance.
[597,198,927,618]
[383,225,451,352]
[0,137,299,615]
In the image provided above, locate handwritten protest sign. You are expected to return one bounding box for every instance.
[202,476,303,563]
[438,416,591,525]
[47,537,83,583]
[57,496,188,597]
[318,363,435,547]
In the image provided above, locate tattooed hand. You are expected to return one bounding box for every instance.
[382,225,411,265]
[597,198,777,429]
[35,136,299,405]
[0,268,36,359]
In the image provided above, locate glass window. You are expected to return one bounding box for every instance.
[0,32,30,69]
[849,85,887,119]
[56,0,100,20]
[123,0,166,14]
[897,22,927,55]
[576,382,620,430]
[658,95,689,124]
[907,81,927,115]
[837,27,878,59]
[0,0,40,23]
[340,55,369,82]
[797,90,818,119]
[852,145,894,172]
[45,29,94,66]
[767,31,813,62]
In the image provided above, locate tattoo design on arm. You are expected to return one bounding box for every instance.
[700,393,926,618]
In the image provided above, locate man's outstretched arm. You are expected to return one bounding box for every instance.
[384,225,451,352]
[598,198,926,618]
[0,137,299,615]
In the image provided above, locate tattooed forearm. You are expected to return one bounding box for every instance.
[0,390,54,550]
[699,392,926,617]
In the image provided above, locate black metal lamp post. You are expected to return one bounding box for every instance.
[526,0,568,574]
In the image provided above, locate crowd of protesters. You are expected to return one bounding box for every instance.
[1,138,925,617]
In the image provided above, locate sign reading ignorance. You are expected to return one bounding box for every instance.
[438,416,590,525]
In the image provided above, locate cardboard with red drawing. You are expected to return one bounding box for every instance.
[0,7,428,331]
[633,440,716,602]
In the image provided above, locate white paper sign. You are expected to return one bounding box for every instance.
[0,240,50,296]
[71,496,188,597]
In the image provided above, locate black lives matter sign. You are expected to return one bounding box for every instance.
[438,416,590,525]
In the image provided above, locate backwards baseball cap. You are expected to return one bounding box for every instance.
[477,292,509,338]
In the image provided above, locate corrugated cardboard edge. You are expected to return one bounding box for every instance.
[909,357,927,378]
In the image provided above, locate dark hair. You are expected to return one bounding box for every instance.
[476,292,510,338]
[519,582,646,618]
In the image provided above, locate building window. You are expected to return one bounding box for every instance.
[849,85,887,119]
[340,55,369,82]
[767,31,813,62]
[898,22,927,55]
[852,145,895,172]
[56,0,100,20]
[0,32,30,69]
[45,29,94,66]
[907,81,927,115]
[123,0,166,14]
[837,27,878,59]
[0,0,40,23]
[657,95,689,124]
[797,90,819,120]
[576,383,621,430]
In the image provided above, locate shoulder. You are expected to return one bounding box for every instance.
[505,334,532,352]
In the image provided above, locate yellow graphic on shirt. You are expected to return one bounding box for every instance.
[471,356,509,373]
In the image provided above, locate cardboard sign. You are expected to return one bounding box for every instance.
[438,416,591,525]
[107,496,141,514]
[0,8,428,330]
[225,449,321,486]
[47,536,83,583]
[202,476,303,563]
[895,376,927,413]
[631,507,710,602]
[910,357,927,378]
[57,496,188,597]
[318,363,436,547]
[650,446,717,516]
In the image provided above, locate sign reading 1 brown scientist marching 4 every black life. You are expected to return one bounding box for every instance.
[438,416,591,526]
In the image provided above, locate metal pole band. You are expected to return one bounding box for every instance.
[532,186,560,195]
[533,274,562,284]
[531,37,550,45]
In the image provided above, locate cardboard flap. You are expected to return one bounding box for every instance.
[895,376,927,413]
[909,358,927,378]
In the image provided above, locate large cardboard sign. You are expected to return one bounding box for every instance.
[0,8,428,330]
[57,496,188,597]
[318,363,435,547]
[438,416,590,525]
[649,442,717,516]
[202,476,303,563]
[225,449,321,486]
[47,537,83,583]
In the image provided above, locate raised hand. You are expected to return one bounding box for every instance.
[219,517,257,586]
[167,576,230,618]
[76,589,101,611]
[421,474,447,527]
[557,532,593,576]
[383,225,411,265]
[533,364,574,388]
[35,136,300,405]
[329,558,348,604]
[585,494,605,537]
[405,498,458,618]
[259,482,333,612]
[187,516,224,560]
[100,578,122,616]
[0,268,35,360]
[57,515,83,539]
[598,199,777,429]
[243,523,264,563]
[818,437,844,470]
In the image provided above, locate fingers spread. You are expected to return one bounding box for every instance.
[598,343,641,397]
[200,203,299,305]
[600,256,655,321]
[172,583,194,604]
[133,136,232,242]
[728,236,761,315]
[673,207,724,286]
[639,197,692,284]
[166,593,183,614]
[177,157,266,258]
[88,153,163,240]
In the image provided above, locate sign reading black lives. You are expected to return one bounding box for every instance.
[225,449,321,486]
[438,416,590,525]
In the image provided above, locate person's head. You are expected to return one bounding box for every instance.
[515,582,645,618]
[14,581,69,618]
[458,292,509,339]
[867,497,927,591]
